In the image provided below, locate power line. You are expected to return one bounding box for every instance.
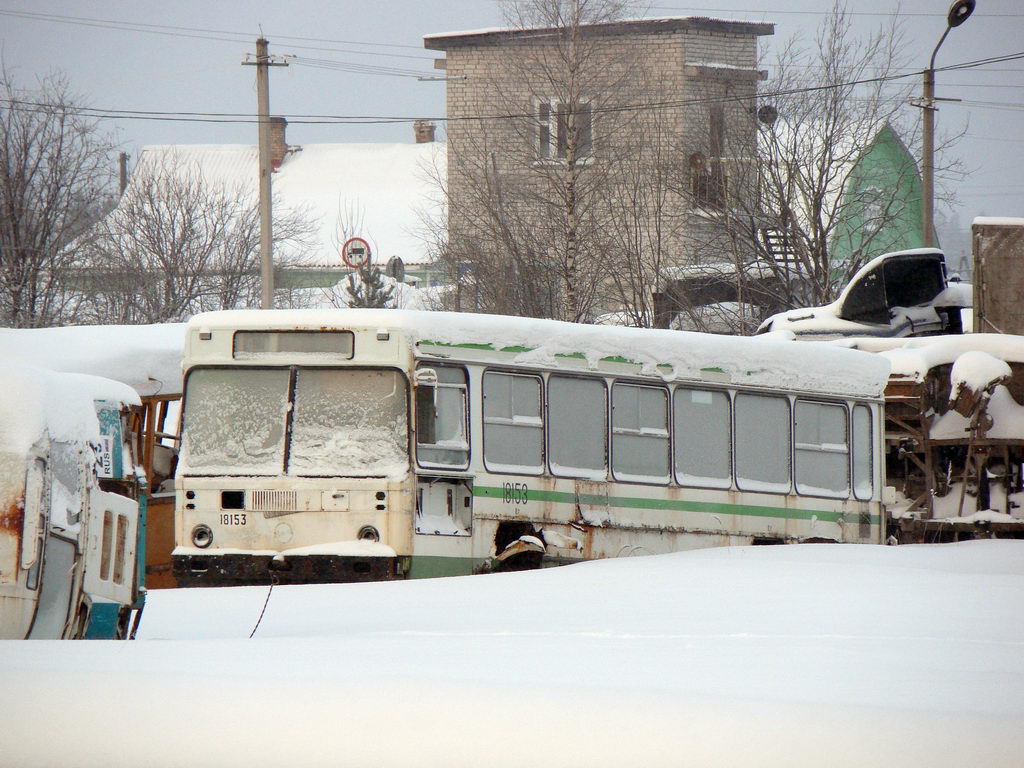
[3,50,1021,127]
[0,8,436,61]
[649,5,1024,18]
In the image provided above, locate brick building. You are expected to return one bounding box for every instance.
[424,16,773,323]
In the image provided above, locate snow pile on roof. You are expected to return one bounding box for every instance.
[949,350,1012,398]
[0,323,186,397]
[132,142,445,268]
[189,308,891,398]
[0,359,139,455]
[424,15,773,41]
[973,216,1024,227]
[876,334,1024,382]
[3,541,1019,766]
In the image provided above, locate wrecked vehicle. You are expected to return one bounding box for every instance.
[837,334,1024,542]
[757,248,971,340]
[0,362,144,639]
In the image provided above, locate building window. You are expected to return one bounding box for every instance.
[692,104,727,208]
[537,100,593,161]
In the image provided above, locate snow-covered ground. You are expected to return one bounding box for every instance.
[2,540,1022,767]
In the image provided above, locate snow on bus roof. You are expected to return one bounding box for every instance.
[0,323,186,397]
[836,333,1024,382]
[188,309,891,398]
[0,359,140,455]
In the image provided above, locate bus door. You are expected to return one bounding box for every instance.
[412,364,473,576]
[26,533,78,639]
[83,489,138,619]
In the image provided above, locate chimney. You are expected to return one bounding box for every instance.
[270,116,288,170]
[414,119,436,144]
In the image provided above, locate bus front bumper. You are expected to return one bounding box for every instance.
[172,552,409,587]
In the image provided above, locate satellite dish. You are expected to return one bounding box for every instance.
[386,256,405,282]
[757,104,778,125]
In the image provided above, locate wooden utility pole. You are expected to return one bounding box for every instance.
[243,38,288,309]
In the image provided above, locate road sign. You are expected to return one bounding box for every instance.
[342,237,371,269]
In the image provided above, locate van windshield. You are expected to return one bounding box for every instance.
[180,367,408,477]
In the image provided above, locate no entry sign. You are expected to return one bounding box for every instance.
[342,237,371,268]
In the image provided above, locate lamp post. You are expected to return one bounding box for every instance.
[922,0,975,248]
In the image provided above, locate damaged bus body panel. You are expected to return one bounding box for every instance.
[0,362,145,639]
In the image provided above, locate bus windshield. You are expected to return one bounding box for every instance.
[181,367,408,477]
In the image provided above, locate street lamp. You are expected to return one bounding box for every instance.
[921,0,975,248]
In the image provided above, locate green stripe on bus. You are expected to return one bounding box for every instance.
[420,340,646,368]
[473,485,879,525]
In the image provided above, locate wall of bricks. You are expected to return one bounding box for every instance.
[428,18,772,316]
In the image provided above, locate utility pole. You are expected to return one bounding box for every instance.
[919,0,974,249]
[243,38,289,309]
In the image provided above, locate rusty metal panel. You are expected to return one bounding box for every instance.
[973,220,1024,335]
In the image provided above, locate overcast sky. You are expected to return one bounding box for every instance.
[2,0,1021,258]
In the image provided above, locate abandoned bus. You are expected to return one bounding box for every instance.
[0,361,144,639]
[172,309,890,586]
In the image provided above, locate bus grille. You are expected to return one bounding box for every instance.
[250,490,299,517]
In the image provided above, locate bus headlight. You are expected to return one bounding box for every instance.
[358,525,380,543]
[191,524,213,549]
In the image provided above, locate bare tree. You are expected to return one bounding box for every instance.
[661,3,961,334]
[435,0,648,322]
[74,151,315,323]
[0,68,118,327]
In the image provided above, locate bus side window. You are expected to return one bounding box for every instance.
[548,375,607,480]
[852,404,874,500]
[416,366,469,469]
[735,393,791,493]
[482,371,544,474]
[611,383,669,484]
[794,400,850,498]
[674,387,731,489]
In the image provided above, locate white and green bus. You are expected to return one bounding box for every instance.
[172,309,890,586]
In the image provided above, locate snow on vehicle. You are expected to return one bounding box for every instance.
[757,248,971,340]
[837,333,1024,541]
[0,323,186,591]
[0,361,144,638]
[173,309,890,587]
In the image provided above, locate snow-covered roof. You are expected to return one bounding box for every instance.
[424,16,774,45]
[0,359,139,455]
[187,309,891,399]
[0,323,186,397]
[872,334,1024,382]
[973,216,1024,228]
[128,142,445,269]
